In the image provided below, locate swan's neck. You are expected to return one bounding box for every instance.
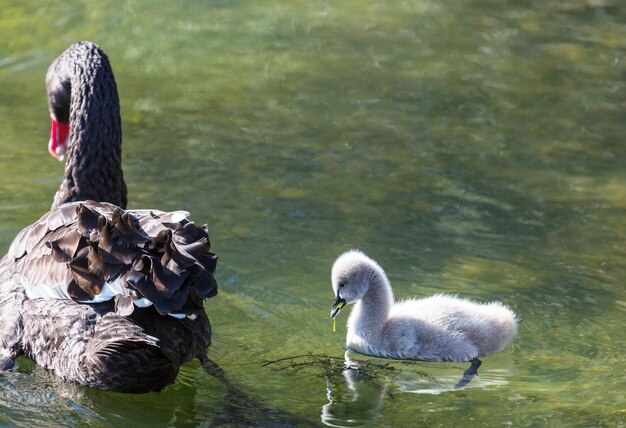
[52,44,127,209]
[347,268,394,346]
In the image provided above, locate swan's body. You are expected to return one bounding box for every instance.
[0,42,218,392]
[330,250,517,362]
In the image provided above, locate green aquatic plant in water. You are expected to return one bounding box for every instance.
[263,353,445,389]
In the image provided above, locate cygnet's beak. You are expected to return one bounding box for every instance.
[331,295,347,319]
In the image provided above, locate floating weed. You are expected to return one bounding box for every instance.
[262,353,442,388]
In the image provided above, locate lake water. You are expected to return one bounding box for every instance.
[1,0,625,426]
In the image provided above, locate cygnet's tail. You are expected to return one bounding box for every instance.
[472,301,518,357]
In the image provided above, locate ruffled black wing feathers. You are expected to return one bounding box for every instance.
[10,201,217,317]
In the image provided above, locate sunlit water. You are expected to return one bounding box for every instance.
[1,0,625,426]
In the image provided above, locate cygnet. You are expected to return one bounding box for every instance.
[330,250,517,363]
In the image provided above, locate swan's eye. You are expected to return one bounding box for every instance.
[339,282,345,288]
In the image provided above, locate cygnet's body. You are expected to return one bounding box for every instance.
[330,250,517,362]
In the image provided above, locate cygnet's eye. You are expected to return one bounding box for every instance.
[339,282,345,288]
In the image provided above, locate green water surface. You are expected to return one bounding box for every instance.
[0,0,625,426]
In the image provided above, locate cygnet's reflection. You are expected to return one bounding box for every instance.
[321,351,483,427]
[321,352,387,427]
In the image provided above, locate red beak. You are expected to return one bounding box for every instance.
[48,115,70,160]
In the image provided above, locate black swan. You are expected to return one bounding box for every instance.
[0,42,218,393]
[46,41,127,209]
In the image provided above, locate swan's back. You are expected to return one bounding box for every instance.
[8,200,217,318]
[388,294,517,360]
[0,200,219,391]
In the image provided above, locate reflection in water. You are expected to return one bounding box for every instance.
[0,362,106,426]
[0,356,317,427]
[320,352,486,427]
[321,353,387,427]
[200,356,318,427]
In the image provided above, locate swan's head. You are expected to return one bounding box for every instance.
[45,56,71,160]
[330,249,385,319]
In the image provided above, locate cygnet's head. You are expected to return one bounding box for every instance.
[330,250,385,319]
